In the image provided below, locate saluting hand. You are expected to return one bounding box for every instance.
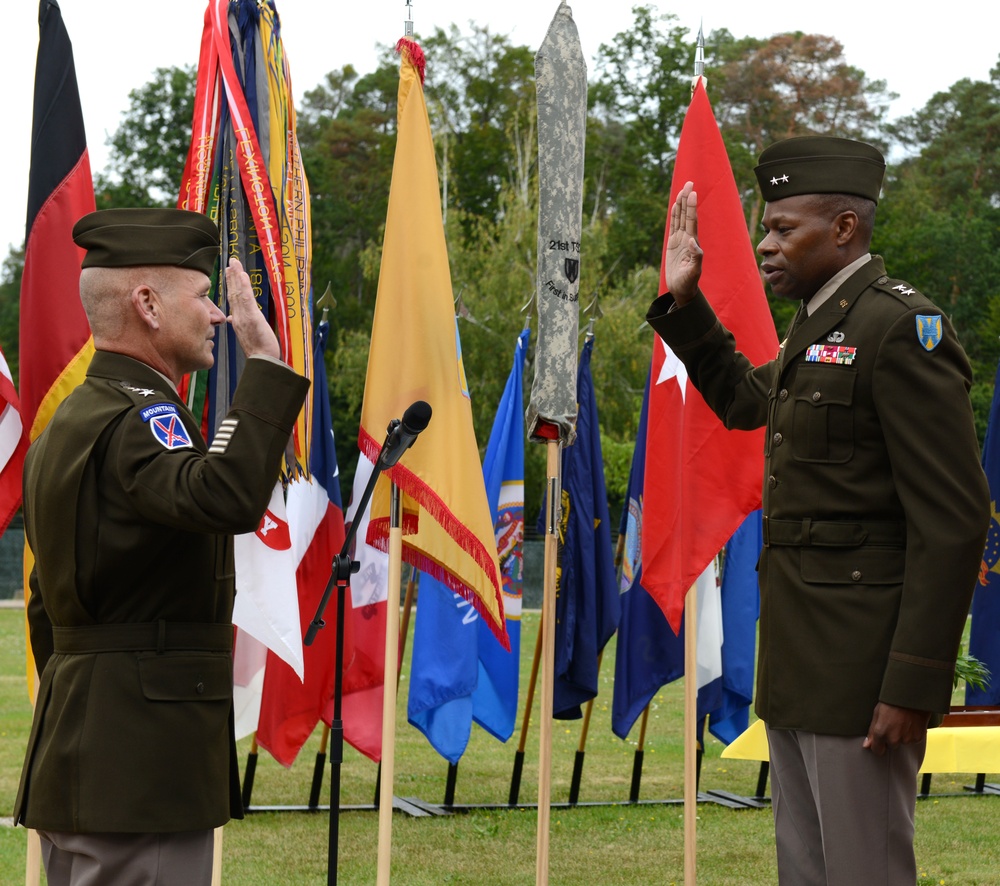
[664,181,704,306]
[225,257,281,360]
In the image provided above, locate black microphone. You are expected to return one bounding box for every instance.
[378,400,432,469]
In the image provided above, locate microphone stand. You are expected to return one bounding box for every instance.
[304,411,423,886]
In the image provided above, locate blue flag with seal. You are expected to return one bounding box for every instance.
[967,357,1000,705]
[408,330,529,761]
[552,336,621,719]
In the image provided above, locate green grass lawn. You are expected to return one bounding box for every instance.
[1,605,998,884]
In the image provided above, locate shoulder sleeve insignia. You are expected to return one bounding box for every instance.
[140,402,194,450]
[916,314,942,351]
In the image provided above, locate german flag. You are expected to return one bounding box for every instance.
[20,0,96,693]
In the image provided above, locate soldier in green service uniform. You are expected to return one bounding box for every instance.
[14,208,309,886]
[647,137,990,886]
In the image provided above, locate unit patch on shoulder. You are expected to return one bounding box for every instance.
[916,314,942,351]
[141,403,193,450]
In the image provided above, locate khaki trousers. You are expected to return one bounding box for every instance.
[765,725,925,886]
[37,828,215,886]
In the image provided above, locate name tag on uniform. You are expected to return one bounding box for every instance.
[141,403,193,450]
[805,344,857,365]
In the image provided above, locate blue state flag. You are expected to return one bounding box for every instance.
[967,357,1000,705]
[408,330,529,761]
[552,337,621,719]
[473,329,529,740]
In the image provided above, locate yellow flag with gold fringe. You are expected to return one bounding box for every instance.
[359,39,507,648]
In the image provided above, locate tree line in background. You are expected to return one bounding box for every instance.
[2,5,998,519]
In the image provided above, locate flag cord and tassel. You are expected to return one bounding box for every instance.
[376,482,404,886]
[684,583,699,884]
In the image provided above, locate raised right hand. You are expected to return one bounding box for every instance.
[664,181,704,305]
[225,257,281,360]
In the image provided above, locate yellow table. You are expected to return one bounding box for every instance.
[721,719,1000,774]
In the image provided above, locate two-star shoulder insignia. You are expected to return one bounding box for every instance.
[119,381,159,398]
[873,275,926,307]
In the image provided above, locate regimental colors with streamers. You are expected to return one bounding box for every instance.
[179,0,312,476]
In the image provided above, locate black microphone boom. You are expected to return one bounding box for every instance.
[377,400,432,469]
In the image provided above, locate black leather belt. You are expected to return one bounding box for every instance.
[762,517,905,548]
[52,621,233,654]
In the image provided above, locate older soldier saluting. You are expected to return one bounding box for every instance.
[15,208,309,886]
[647,137,989,885]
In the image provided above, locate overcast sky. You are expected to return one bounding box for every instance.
[2,0,996,254]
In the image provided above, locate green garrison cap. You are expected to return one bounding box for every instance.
[72,208,220,276]
[754,136,886,203]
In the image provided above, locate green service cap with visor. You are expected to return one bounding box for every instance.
[754,136,886,204]
[72,208,220,277]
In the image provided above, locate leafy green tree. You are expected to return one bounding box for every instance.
[705,30,895,233]
[421,24,536,228]
[587,6,693,272]
[93,66,196,208]
[0,250,24,388]
[876,59,1000,438]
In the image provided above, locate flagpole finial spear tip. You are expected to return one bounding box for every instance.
[317,281,336,324]
[692,21,706,92]
[404,0,414,37]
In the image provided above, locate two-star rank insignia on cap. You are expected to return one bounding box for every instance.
[916,315,942,351]
[140,403,193,450]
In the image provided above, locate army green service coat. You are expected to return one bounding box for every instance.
[15,351,309,833]
[647,256,990,736]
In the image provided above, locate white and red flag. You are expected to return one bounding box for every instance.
[642,79,778,634]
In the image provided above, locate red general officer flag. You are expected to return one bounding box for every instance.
[642,79,778,634]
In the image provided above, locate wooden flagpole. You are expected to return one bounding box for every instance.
[376,482,404,885]
[569,651,602,804]
[25,829,40,886]
[211,827,224,886]
[629,703,653,803]
[684,583,699,884]
[536,437,561,885]
[509,608,544,805]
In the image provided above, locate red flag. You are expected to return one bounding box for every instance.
[256,322,349,767]
[0,351,28,535]
[642,80,778,634]
[332,455,388,762]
